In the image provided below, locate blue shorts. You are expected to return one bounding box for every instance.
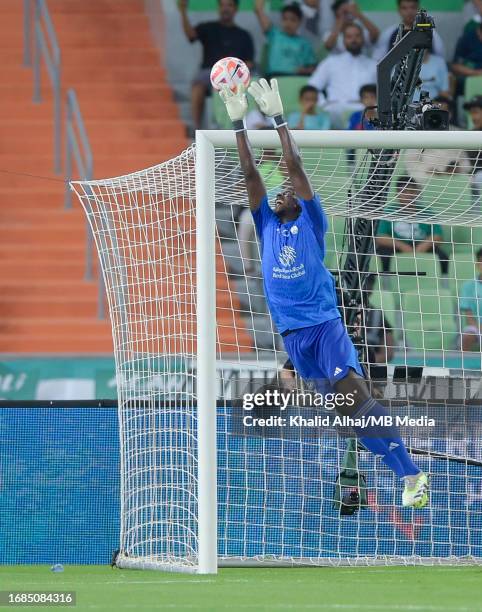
[282,318,364,388]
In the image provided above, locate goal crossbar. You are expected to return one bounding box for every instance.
[197,129,482,150]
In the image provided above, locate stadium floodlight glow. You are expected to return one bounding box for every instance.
[71,129,482,574]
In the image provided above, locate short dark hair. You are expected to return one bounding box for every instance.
[396,174,420,192]
[282,2,303,20]
[397,0,419,6]
[476,247,482,261]
[360,83,376,98]
[342,21,363,35]
[299,85,318,98]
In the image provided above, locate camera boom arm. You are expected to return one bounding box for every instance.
[339,10,438,368]
[377,11,435,130]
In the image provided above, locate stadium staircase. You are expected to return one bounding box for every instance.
[0,0,251,354]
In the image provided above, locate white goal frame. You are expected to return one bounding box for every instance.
[195,129,482,574]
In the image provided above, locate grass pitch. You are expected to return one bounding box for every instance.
[1,565,481,611]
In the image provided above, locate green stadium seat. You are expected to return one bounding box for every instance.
[324,215,345,270]
[465,75,482,101]
[402,289,458,351]
[451,251,479,296]
[275,76,309,116]
[308,149,349,208]
[422,174,473,223]
[369,288,401,340]
[391,253,441,293]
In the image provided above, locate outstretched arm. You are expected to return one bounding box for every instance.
[219,85,266,210]
[254,0,271,33]
[276,125,314,201]
[236,131,267,210]
[178,0,197,42]
[248,79,313,200]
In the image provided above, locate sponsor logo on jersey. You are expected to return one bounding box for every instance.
[334,367,342,376]
[279,245,296,267]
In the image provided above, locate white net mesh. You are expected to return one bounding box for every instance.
[72,134,482,571]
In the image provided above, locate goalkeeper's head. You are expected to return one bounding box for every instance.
[274,189,302,222]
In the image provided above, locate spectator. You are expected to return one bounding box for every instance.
[178,0,254,131]
[347,83,376,130]
[363,274,395,364]
[415,48,450,100]
[323,0,379,55]
[404,95,472,185]
[463,0,482,34]
[308,22,376,128]
[254,0,317,77]
[373,0,445,62]
[375,176,449,281]
[464,95,482,198]
[452,22,482,79]
[460,247,482,352]
[287,85,331,129]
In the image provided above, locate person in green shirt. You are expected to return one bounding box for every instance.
[460,247,482,351]
[375,175,449,277]
[287,85,331,130]
[254,0,316,78]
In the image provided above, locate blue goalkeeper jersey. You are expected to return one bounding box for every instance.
[252,194,340,334]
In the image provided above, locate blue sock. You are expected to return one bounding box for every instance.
[350,398,420,478]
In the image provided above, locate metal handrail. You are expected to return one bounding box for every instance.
[23,0,32,67]
[65,89,104,319]
[27,0,62,173]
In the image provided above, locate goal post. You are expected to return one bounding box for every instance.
[195,131,217,575]
[71,129,482,574]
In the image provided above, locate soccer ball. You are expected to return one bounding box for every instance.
[210,57,250,92]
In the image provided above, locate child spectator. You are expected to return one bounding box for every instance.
[254,0,316,77]
[287,85,331,130]
[178,0,254,131]
[373,0,445,62]
[460,247,482,351]
[347,83,376,130]
[452,22,482,79]
[323,0,379,55]
[375,176,449,281]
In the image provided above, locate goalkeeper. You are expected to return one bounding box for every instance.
[219,78,429,508]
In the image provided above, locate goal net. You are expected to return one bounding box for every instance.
[71,130,482,573]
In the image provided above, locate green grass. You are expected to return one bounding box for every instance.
[1,565,482,611]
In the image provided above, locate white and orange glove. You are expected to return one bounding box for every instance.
[248,78,286,127]
[219,84,248,132]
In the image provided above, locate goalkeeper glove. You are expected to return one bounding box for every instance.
[248,78,286,128]
[219,84,248,132]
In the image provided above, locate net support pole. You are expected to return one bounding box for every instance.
[195,130,218,574]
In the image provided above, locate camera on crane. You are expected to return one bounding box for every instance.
[406,91,450,131]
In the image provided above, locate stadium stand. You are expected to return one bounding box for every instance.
[0,0,252,353]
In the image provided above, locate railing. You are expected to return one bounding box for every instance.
[24,0,62,173]
[65,89,105,319]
